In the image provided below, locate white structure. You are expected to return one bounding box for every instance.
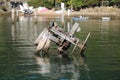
[19,2,33,14]
[102,17,111,20]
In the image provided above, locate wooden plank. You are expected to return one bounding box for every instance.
[70,23,80,35]
[72,40,79,53]
[34,28,48,45]
[36,38,51,51]
[50,27,76,45]
[49,34,59,43]
[79,33,91,52]
[36,38,47,51]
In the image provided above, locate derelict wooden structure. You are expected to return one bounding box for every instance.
[34,22,90,57]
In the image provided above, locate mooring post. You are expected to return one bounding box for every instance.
[61,3,65,27]
[67,21,70,32]
[67,9,71,21]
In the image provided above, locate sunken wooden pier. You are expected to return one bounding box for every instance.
[34,22,90,58]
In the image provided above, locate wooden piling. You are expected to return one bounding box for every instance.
[61,3,65,27]
[67,9,71,21]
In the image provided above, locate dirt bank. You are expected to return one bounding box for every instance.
[35,7,120,19]
[1,7,120,19]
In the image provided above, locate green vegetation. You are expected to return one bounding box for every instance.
[0,6,7,11]
[27,0,120,10]
[27,0,55,9]
[27,0,41,8]
[111,0,120,6]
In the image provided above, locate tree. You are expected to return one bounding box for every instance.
[27,0,120,10]
[110,0,120,7]
[85,0,99,7]
[28,0,42,8]
[72,0,84,7]
[67,0,84,10]
[28,0,54,9]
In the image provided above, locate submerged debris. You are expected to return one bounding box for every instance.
[34,22,90,59]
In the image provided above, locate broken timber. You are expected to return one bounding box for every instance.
[34,22,90,57]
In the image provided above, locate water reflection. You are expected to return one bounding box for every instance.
[99,20,110,43]
[33,53,91,80]
[35,56,50,74]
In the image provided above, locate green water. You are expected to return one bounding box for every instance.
[0,16,120,80]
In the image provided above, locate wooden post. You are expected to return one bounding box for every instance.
[67,21,70,32]
[79,33,91,53]
[61,3,65,26]
[67,9,70,21]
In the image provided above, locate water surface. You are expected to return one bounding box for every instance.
[0,16,120,80]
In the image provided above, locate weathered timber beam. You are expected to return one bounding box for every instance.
[49,27,76,45]
[49,33,59,43]
[70,23,80,35]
